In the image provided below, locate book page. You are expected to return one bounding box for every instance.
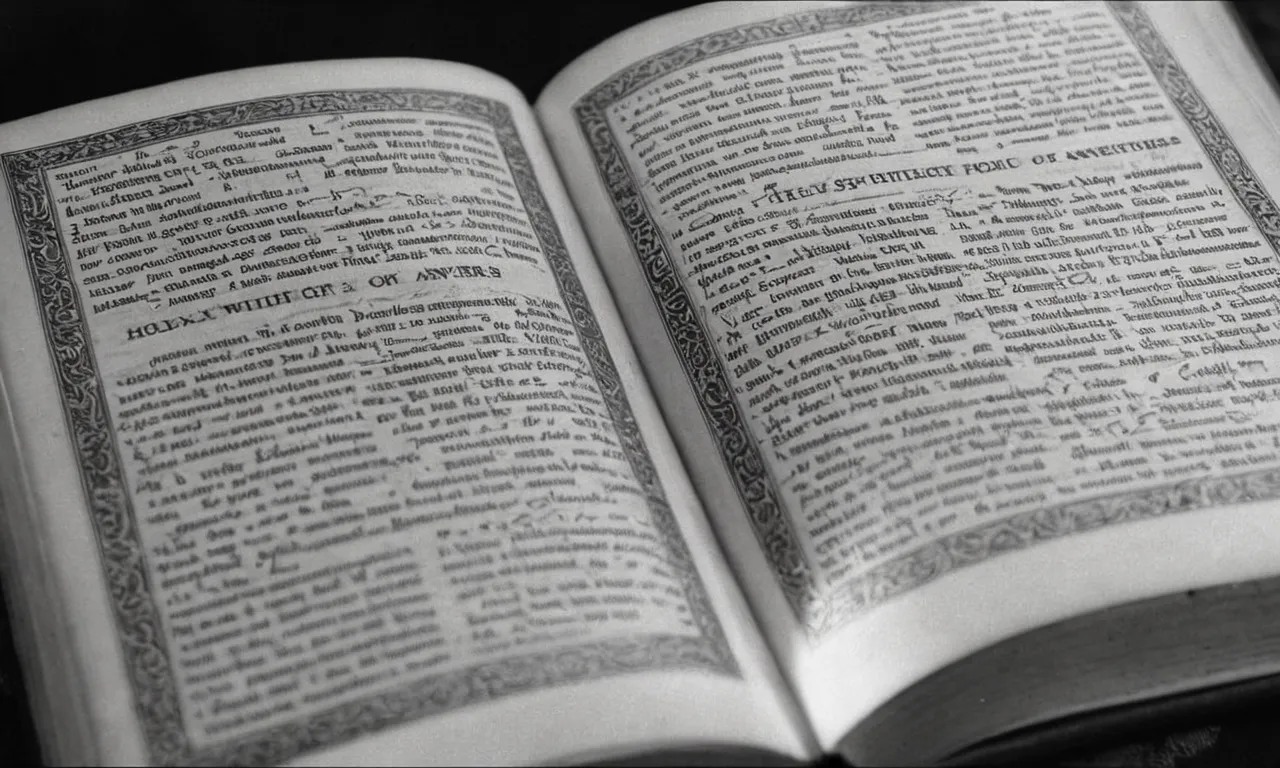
[537,0,1280,749]
[0,59,815,765]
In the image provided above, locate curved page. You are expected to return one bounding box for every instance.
[0,59,812,766]
[538,0,1280,748]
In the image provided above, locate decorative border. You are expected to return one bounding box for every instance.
[573,0,1280,636]
[574,0,970,636]
[1,90,737,766]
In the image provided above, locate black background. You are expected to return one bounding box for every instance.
[0,1,699,126]
[2,2,1280,766]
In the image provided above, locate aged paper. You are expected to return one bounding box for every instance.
[0,59,813,765]
[539,0,1280,748]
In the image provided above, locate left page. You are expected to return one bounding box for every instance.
[0,59,815,766]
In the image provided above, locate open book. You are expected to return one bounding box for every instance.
[5,0,1280,764]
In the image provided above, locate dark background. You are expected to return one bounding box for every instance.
[0,1,701,126]
[2,2,1280,766]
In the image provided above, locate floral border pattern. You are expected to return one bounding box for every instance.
[572,0,1280,636]
[1,90,737,766]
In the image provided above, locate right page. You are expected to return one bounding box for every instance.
[538,0,1280,752]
